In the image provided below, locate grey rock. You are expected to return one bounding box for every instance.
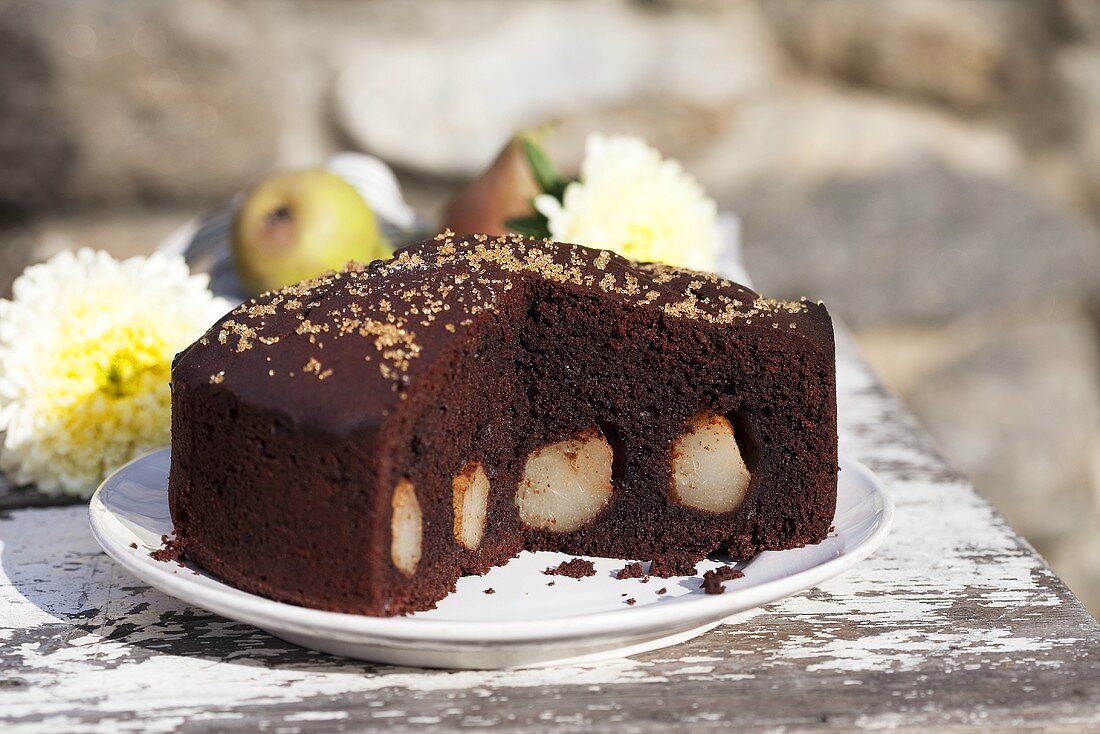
[1047,519,1100,617]
[0,0,282,209]
[725,161,1100,326]
[759,0,1064,116]
[687,81,1027,195]
[1056,45,1100,215]
[26,208,195,264]
[333,0,780,177]
[672,82,1098,326]
[0,6,73,212]
[1058,0,1100,44]
[901,314,1100,549]
[0,219,36,298]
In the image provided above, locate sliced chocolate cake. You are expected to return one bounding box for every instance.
[169,233,838,615]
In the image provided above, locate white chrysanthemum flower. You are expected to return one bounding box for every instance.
[0,249,230,498]
[535,134,721,271]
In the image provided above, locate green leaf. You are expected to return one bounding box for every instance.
[506,214,552,239]
[519,134,565,197]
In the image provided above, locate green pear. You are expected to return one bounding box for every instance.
[232,168,391,296]
[441,133,542,237]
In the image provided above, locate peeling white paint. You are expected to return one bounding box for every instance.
[282,712,349,722]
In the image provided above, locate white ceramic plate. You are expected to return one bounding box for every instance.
[89,449,892,669]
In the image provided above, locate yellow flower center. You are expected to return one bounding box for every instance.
[622,222,661,261]
[54,322,169,402]
[100,334,168,398]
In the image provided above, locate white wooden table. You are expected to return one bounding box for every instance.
[2,333,1098,733]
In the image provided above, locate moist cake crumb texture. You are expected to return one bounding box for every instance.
[649,554,702,579]
[701,565,745,594]
[168,234,838,616]
[545,558,598,579]
[616,562,647,580]
[150,534,184,563]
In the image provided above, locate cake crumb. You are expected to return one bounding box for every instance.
[626,597,637,606]
[547,581,555,587]
[649,554,698,578]
[657,587,668,595]
[483,588,495,595]
[700,565,744,594]
[150,535,184,563]
[129,542,137,549]
[616,562,647,580]
[544,558,596,578]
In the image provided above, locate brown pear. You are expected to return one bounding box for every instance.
[441,134,541,237]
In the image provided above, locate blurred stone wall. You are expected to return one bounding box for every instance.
[1,0,1098,611]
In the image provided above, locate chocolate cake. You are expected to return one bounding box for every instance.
[169,233,838,616]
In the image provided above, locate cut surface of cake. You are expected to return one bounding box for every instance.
[169,233,838,616]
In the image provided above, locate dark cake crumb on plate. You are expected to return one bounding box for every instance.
[544,558,597,578]
[150,534,184,563]
[700,565,744,594]
[649,554,699,578]
[616,562,647,580]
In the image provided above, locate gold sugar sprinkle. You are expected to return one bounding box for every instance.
[296,319,328,335]
[303,357,334,380]
[217,320,257,352]
[198,234,821,393]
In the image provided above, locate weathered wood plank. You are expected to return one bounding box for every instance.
[1,334,1097,733]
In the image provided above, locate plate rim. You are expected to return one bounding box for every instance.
[89,449,893,645]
